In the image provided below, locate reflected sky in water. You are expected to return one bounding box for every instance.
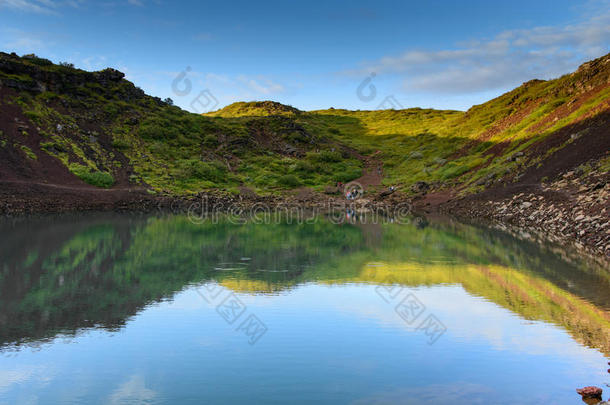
[0,213,608,404]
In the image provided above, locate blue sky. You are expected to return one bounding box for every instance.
[1,0,609,112]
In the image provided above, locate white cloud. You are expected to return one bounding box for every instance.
[81,54,108,70]
[126,69,289,113]
[127,0,143,6]
[5,36,46,51]
[1,27,52,53]
[0,0,57,13]
[108,374,158,405]
[204,72,233,85]
[0,365,56,396]
[237,75,285,95]
[353,8,610,94]
[188,72,287,102]
[0,0,81,14]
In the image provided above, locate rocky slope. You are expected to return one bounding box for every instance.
[440,157,610,259]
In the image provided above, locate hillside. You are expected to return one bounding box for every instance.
[1,51,608,196]
[206,100,302,117]
[0,52,362,196]
[0,51,609,256]
[310,54,610,193]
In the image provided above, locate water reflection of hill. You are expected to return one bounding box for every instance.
[0,213,608,353]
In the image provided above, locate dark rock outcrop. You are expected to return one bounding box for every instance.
[576,386,602,399]
[411,181,430,194]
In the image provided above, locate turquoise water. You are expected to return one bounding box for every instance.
[0,213,608,404]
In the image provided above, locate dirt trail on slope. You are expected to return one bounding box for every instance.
[336,144,383,190]
[354,153,383,189]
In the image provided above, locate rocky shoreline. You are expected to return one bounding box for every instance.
[2,174,609,265]
[441,166,610,261]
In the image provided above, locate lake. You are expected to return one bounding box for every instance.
[0,213,608,404]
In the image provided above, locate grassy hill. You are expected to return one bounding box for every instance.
[0,53,362,195]
[0,51,608,198]
[307,56,610,192]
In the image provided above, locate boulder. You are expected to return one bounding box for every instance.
[506,151,525,162]
[576,386,602,399]
[324,186,339,195]
[411,181,430,194]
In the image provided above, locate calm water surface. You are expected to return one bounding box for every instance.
[0,213,609,404]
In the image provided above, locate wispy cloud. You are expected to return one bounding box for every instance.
[0,0,83,14]
[192,32,213,42]
[149,69,289,111]
[184,71,287,99]
[237,75,285,95]
[127,0,143,6]
[108,374,158,405]
[352,6,610,94]
[81,54,108,70]
[2,27,51,52]
[5,36,46,51]
[0,0,57,14]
